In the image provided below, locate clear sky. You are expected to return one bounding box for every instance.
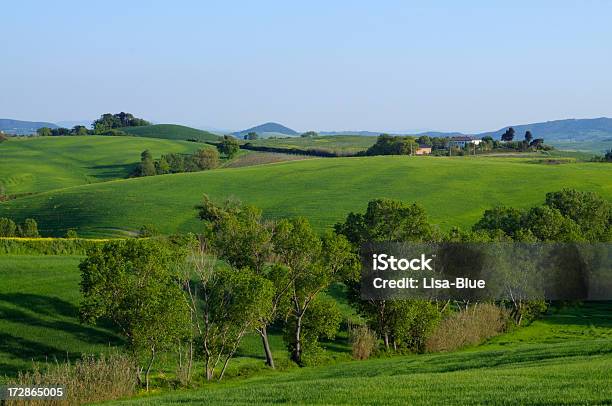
[1,0,611,133]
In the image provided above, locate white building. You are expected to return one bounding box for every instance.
[448,136,481,148]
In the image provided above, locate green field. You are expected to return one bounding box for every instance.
[121,124,220,143]
[0,255,122,378]
[2,156,611,237]
[111,303,612,405]
[247,135,377,155]
[0,136,208,195]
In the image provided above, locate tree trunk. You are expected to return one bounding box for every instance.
[384,333,389,350]
[292,315,303,364]
[145,346,156,391]
[260,326,275,369]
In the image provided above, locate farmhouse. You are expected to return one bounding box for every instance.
[448,136,481,148]
[415,145,431,155]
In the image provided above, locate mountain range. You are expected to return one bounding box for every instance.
[0,118,58,135]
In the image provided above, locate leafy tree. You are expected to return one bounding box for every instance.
[244,132,258,140]
[416,135,432,146]
[366,134,419,156]
[20,218,40,237]
[93,112,150,133]
[0,217,17,237]
[136,150,156,177]
[217,135,240,158]
[524,130,533,144]
[71,125,89,136]
[65,229,78,238]
[473,207,525,239]
[36,127,52,137]
[138,223,160,237]
[301,131,318,138]
[178,248,273,380]
[194,148,219,170]
[501,127,515,142]
[605,149,612,162]
[274,218,358,364]
[155,156,171,174]
[79,239,190,390]
[523,206,584,242]
[529,138,544,148]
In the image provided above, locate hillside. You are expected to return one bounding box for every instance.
[121,124,220,142]
[0,118,58,135]
[233,122,298,138]
[247,134,377,155]
[2,156,611,237]
[0,136,207,195]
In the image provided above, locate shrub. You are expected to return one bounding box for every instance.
[5,353,137,406]
[65,229,78,239]
[0,217,17,236]
[0,237,112,255]
[426,303,509,353]
[350,325,377,360]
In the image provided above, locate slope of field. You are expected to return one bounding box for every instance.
[0,136,207,194]
[112,303,612,405]
[121,124,220,142]
[0,255,122,378]
[2,156,612,237]
[247,135,376,155]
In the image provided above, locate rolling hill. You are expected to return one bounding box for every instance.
[0,118,58,135]
[0,136,208,195]
[233,122,299,138]
[2,156,611,237]
[121,124,220,142]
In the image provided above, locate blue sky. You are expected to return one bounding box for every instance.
[1,0,611,133]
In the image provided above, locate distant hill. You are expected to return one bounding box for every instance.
[233,122,298,138]
[0,118,58,135]
[121,124,220,142]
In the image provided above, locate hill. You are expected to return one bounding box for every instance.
[0,118,58,135]
[247,134,377,155]
[2,156,611,237]
[0,136,207,195]
[121,124,220,142]
[233,122,298,138]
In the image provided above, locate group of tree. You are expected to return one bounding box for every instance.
[36,113,150,137]
[591,149,612,162]
[365,134,420,156]
[78,188,611,389]
[496,127,546,150]
[134,148,219,177]
[0,217,40,237]
[300,131,318,138]
[243,132,258,140]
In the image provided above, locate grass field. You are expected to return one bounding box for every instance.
[121,124,220,143]
[0,136,208,195]
[2,156,611,237]
[110,303,612,405]
[0,255,122,378]
[247,135,377,155]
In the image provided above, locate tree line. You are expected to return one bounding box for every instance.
[77,188,611,389]
[36,112,150,137]
[133,148,220,177]
[0,217,40,237]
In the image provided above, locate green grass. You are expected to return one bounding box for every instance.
[2,156,611,237]
[121,124,220,143]
[247,135,377,155]
[108,303,612,405]
[0,136,208,195]
[0,255,122,379]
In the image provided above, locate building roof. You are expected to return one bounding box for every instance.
[450,136,476,141]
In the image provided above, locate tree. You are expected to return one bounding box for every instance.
[137,150,156,177]
[217,135,240,158]
[366,134,419,156]
[472,207,525,239]
[79,239,190,390]
[194,148,219,170]
[524,130,533,144]
[37,127,53,137]
[301,131,318,138]
[244,132,258,140]
[529,138,544,149]
[416,135,432,146]
[274,218,358,364]
[65,229,78,238]
[20,218,40,237]
[71,125,89,136]
[93,112,150,133]
[178,248,273,381]
[501,127,515,142]
[0,132,8,143]
[0,218,17,237]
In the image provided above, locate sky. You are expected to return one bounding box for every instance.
[1,0,611,133]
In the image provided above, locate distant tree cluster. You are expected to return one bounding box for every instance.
[300,131,318,138]
[366,134,420,156]
[93,112,150,133]
[134,148,220,177]
[0,217,40,237]
[591,149,612,162]
[244,132,258,140]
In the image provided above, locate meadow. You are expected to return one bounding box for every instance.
[120,124,219,143]
[2,156,611,237]
[245,135,377,155]
[0,136,208,195]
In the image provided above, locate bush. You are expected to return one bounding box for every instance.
[65,229,78,239]
[5,353,137,406]
[350,325,377,360]
[0,237,112,255]
[426,303,509,352]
